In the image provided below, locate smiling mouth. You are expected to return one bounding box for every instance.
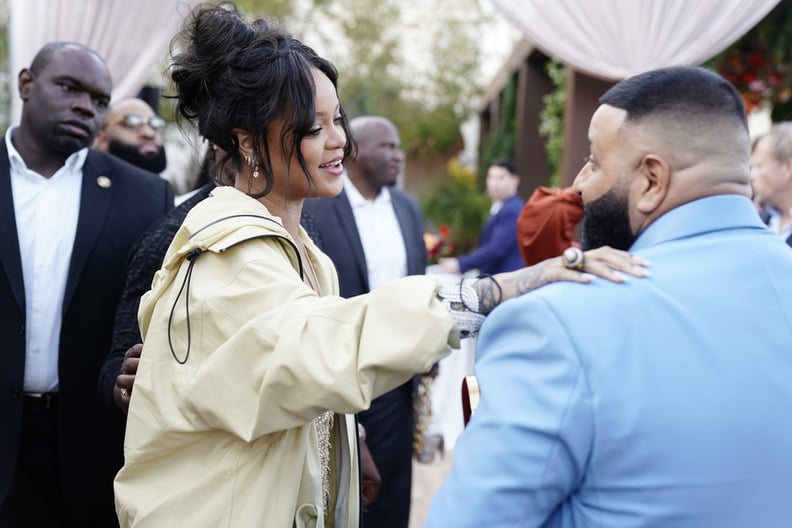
[319,160,342,169]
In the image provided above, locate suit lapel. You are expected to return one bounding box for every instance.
[0,143,26,311]
[390,192,421,275]
[332,190,370,291]
[63,151,114,310]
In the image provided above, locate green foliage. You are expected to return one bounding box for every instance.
[772,99,792,121]
[750,0,792,65]
[232,0,298,21]
[479,74,517,179]
[422,158,490,255]
[310,0,480,158]
[706,0,792,114]
[538,59,566,188]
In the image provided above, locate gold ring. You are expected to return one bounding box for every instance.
[120,387,129,399]
[561,247,586,271]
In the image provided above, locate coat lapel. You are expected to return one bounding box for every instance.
[0,142,26,312]
[333,190,370,291]
[390,192,421,275]
[63,151,114,310]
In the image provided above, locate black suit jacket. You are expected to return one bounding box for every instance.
[304,188,426,293]
[0,144,173,520]
[304,187,426,528]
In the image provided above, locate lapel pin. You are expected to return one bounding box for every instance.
[96,176,112,188]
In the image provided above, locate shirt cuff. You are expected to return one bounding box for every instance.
[437,278,486,338]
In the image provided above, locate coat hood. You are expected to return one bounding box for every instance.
[140,186,305,336]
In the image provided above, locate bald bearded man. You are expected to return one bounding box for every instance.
[95,97,167,174]
[427,66,792,527]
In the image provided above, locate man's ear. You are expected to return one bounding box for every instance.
[782,157,792,182]
[635,153,670,215]
[18,69,33,101]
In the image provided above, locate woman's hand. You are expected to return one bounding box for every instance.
[475,246,649,314]
[542,245,649,285]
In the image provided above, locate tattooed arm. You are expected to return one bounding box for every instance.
[440,246,649,336]
[476,246,649,314]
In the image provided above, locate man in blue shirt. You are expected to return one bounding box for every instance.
[427,66,792,527]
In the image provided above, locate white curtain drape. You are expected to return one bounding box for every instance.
[8,0,198,124]
[490,0,781,80]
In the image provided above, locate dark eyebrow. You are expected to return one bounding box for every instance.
[54,75,111,100]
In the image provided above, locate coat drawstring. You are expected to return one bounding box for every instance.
[168,248,204,364]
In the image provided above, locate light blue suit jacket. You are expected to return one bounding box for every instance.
[427,195,792,527]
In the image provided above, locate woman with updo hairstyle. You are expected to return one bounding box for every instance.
[113,2,646,526]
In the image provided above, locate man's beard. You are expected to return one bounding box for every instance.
[581,185,636,251]
[108,139,167,174]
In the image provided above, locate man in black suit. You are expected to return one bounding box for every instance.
[304,115,426,528]
[0,42,173,526]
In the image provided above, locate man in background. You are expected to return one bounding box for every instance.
[304,115,425,528]
[0,42,173,526]
[438,159,524,275]
[427,66,792,527]
[95,97,168,174]
[750,122,792,247]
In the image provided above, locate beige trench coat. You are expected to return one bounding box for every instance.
[114,187,457,527]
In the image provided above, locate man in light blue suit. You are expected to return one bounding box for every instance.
[426,66,792,527]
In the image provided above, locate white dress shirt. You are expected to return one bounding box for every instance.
[6,127,86,393]
[766,206,792,241]
[344,174,407,289]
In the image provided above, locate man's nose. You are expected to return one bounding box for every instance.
[139,123,158,139]
[72,92,95,116]
[572,164,589,194]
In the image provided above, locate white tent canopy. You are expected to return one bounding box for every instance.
[490,0,781,80]
[8,0,197,124]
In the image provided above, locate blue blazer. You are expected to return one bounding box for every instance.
[458,194,524,275]
[0,145,173,519]
[759,208,792,247]
[427,195,792,527]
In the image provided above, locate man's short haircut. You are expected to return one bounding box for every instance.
[600,66,748,130]
[29,41,103,75]
[760,122,792,163]
[489,158,518,176]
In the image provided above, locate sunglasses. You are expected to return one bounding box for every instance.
[119,114,167,132]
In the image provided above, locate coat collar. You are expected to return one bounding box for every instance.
[62,150,116,309]
[631,195,766,252]
[330,189,370,290]
[0,142,25,311]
